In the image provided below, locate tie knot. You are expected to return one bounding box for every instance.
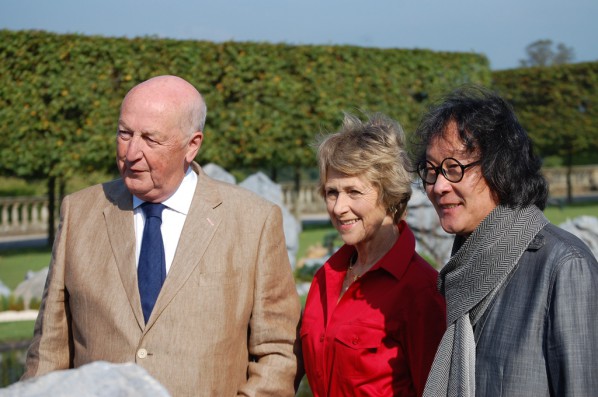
[141,202,166,219]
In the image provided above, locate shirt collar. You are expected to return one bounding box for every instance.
[327,220,415,281]
[132,167,198,215]
[378,221,416,280]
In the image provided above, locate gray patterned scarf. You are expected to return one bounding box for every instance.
[423,205,549,397]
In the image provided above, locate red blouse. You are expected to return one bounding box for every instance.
[300,221,446,397]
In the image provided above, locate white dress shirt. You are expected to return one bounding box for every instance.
[133,167,197,273]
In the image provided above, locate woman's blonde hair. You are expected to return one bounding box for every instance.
[316,112,412,222]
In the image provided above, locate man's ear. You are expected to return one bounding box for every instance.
[185,131,203,163]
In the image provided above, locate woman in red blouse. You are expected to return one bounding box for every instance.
[298,113,446,397]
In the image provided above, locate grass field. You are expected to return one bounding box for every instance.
[0,247,52,290]
[544,201,598,224]
[0,321,35,343]
[296,222,336,260]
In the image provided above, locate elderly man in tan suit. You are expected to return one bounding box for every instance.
[22,75,301,396]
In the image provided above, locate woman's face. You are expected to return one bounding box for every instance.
[324,168,394,249]
[424,121,498,236]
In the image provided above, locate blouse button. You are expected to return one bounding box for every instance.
[319,334,325,342]
[351,336,359,345]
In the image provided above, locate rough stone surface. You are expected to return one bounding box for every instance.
[13,268,48,308]
[203,163,236,185]
[406,183,454,267]
[559,215,598,258]
[296,282,312,296]
[0,361,171,397]
[239,171,285,207]
[239,171,301,268]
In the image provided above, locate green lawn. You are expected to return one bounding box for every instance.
[0,321,35,343]
[544,201,598,225]
[0,246,52,290]
[0,247,49,344]
[296,222,336,261]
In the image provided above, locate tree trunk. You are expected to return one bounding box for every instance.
[293,167,301,220]
[566,149,573,205]
[59,178,66,203]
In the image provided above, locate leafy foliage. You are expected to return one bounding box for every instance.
[493,62,598,162]
[0,29,491,183]
[519,39,575,68]
[493,61,598,202]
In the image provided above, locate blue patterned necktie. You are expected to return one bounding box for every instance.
[138,202,166,323]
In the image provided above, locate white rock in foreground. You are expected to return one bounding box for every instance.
[0,361,171,397]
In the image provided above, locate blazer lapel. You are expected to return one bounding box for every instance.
[103,182,145,329]
[147,164,223,328]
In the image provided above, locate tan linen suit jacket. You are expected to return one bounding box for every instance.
[22,163,301,396]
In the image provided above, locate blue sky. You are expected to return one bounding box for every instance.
[0,0,596,70]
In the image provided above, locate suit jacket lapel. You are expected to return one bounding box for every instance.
[147,164,223,328]
[102,181,145,329]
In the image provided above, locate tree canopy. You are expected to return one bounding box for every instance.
[0,29,490,185]
[519,39,575,68]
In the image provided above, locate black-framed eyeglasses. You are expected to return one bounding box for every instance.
[417,157,481,185]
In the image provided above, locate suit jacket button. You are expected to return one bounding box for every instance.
[137,348,148,359]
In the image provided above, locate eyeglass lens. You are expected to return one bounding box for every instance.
[419,158,467,184]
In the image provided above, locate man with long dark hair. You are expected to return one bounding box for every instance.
[414,85,598,397]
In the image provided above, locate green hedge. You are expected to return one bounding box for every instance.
[0,29,490,183]
[492,62,598,164]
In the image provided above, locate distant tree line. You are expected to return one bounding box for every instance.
[0,30,596,237]
[0,29,490,242]
[519,39,575,68]
[493,61,598,202]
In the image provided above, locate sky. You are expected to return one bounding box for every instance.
[0,0,596,71]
